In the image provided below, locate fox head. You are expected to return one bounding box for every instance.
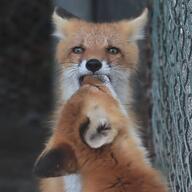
[34,76,128,178]
[53,8,148,103]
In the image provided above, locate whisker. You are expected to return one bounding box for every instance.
[111,65,129,71]
[56,64,79,82]
[63,72,78,81]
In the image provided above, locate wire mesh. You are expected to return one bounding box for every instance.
[152,0,192,191]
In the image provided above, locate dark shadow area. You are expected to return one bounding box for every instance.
[0,0,53,191]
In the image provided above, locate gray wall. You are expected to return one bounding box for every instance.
[54,0,92,20]
[92,0,147,22]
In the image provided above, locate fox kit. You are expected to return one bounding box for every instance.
[34,76,168,192]
[35,7,158,192]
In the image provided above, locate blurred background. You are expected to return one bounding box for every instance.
[0,1,150,191]
[2,0,192,192]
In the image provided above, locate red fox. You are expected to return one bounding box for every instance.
[33,7,167,192]
[34,76,168,192]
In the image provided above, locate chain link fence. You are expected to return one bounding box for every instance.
[152,0,192,191]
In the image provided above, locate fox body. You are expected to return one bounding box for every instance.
[34,76,168,192]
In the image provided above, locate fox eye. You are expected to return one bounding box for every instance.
[72,46,85,54]
[106,47,120,55]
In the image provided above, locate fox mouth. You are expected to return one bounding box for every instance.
[79,75,111,86]
[79,75,86,85]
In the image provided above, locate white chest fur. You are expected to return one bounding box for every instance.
[64,174,82,192]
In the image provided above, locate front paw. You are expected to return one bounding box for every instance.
[83,121,117,149]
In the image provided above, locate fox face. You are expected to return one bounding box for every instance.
[53,8,148,103]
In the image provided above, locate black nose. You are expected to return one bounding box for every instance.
[86,59,102,73]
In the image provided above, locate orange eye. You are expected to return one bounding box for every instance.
[72,47,85,54]
[106,47,120,55]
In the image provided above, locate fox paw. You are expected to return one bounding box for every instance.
[82,120,117,149]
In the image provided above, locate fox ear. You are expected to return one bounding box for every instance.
[123,8,148,41]
[52,7,79,39]
[34,143,78,178]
